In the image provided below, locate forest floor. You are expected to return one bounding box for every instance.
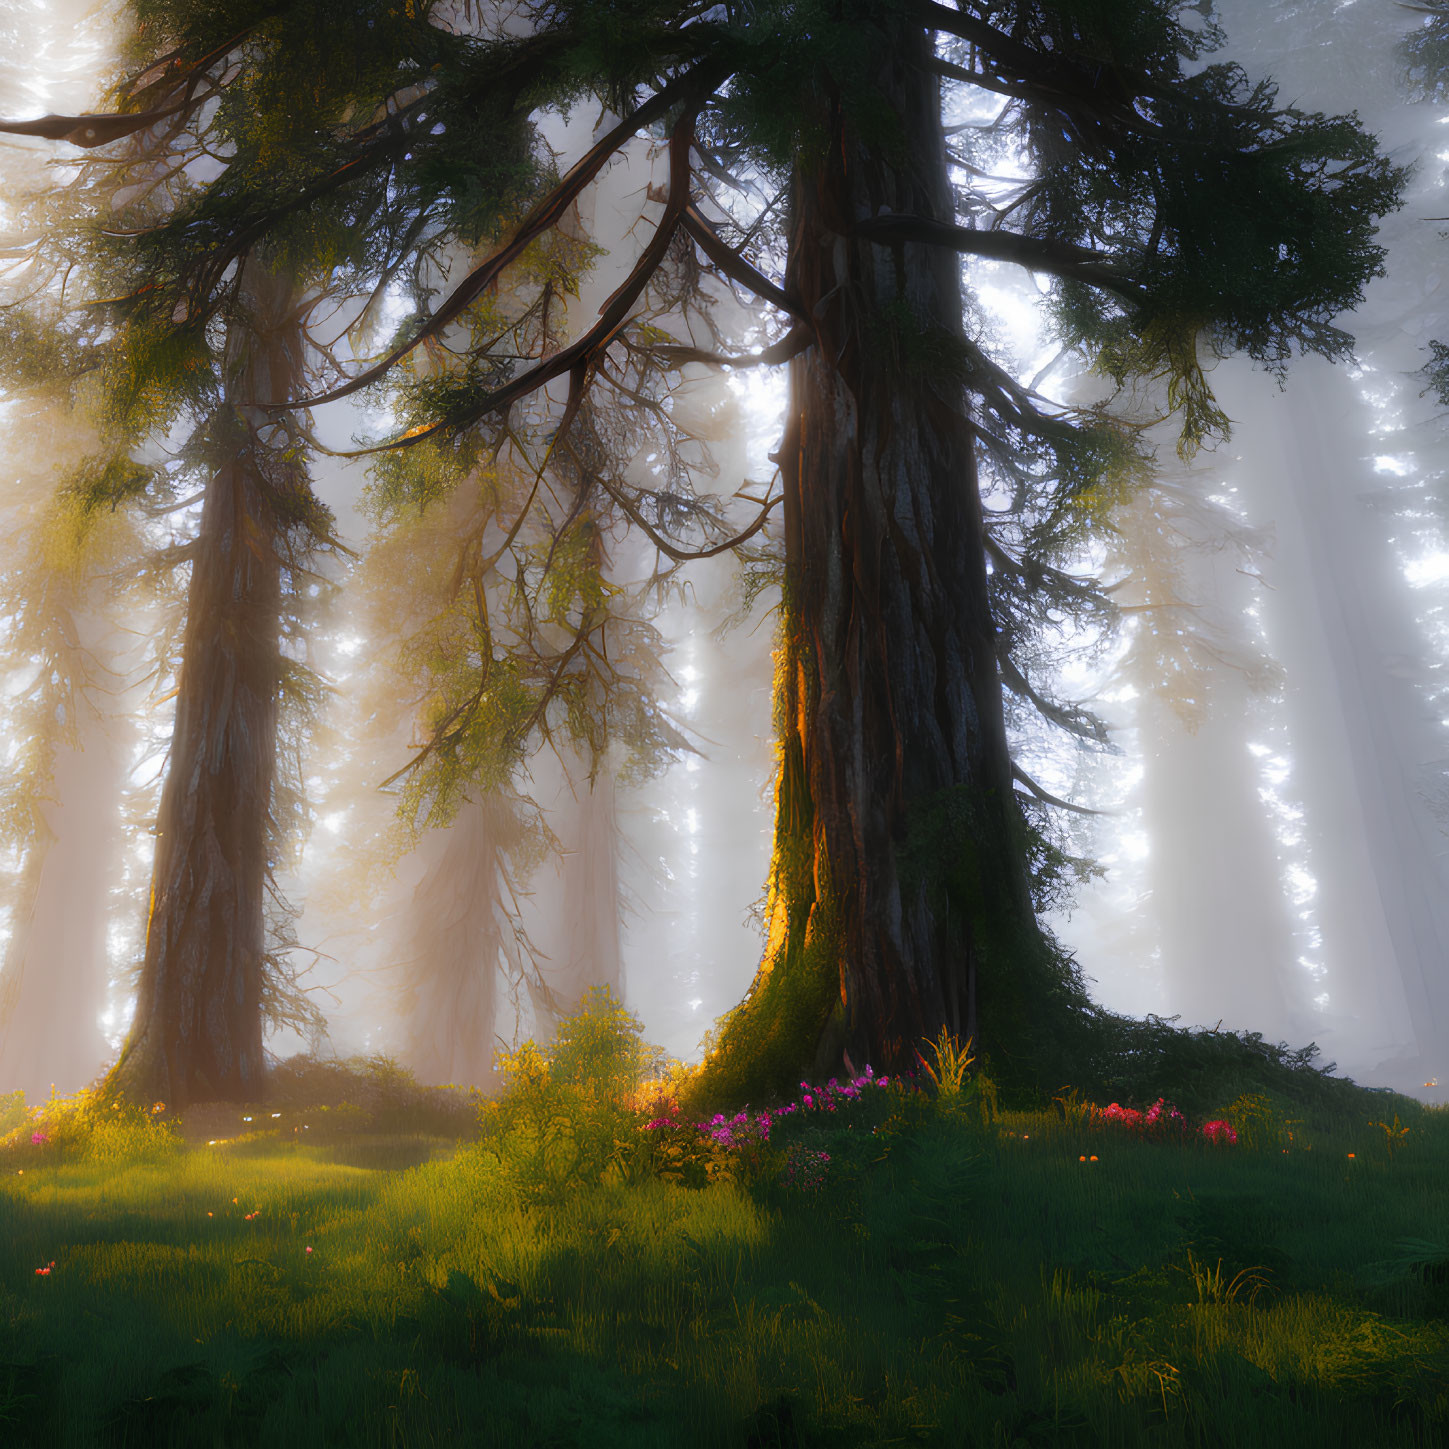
[0,1059,1447,1447]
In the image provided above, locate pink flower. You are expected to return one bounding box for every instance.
[30,1131,49,1147]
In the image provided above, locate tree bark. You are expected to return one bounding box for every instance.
[105,263,301,1108]
[705,19,1057,1101]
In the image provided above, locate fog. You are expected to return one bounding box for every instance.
[3,0,1449,1105]
[1047,0,1449,1101]
[276,110,779,1079]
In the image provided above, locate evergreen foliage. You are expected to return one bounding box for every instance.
[0,0,1408,1103]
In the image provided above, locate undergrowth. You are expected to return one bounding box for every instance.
[0,990,1445,1446]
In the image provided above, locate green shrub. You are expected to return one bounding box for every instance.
[545,986,668,1096]
[0,1088,28,1137]
[641,1118,760,1190]
[479,986,672,1201]
[264,1053,475,1136]
[1219,1092,1303,1152]
[2,1087,181,1166]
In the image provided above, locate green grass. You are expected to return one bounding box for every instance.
[1,1059,1447,1447]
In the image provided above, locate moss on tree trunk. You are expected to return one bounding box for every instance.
[697,22,1075,1110]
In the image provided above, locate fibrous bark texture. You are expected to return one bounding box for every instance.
[707,23,1050,1100]
[107,265,301,1107]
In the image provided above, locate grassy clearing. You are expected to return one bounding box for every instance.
[1,1005,1446,1446]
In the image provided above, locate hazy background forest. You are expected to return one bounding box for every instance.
[1,0,1446,1108]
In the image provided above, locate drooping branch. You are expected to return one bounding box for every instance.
[336,104,704,454]
[0,18,282,152]
[380,607,597,792]
[681,204,800,316]
[912,0,1073,79]
[0,106,192,149]
[853,213,1144,300]
[174,94,435,317]
[984,533,1118,621]
[640,324,809,371]
[911,0,1170,117]
[473,365,588,576]
[284,63,725,412]
[1011,762,1108,817]
[0,25,260,147]
[586,461,781,563]
[997,648,1112,749]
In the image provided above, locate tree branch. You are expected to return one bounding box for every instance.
[284,63,723,411]
[0,25,263,147]
[853,213,1144,300]
[998,647,1111,748]
[641,324,809,370]
[587,467,781,563]
[1012,762,1108,816]
[337,102,705,453]
[681,204,801,317]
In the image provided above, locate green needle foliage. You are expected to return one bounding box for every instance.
[1400,3,1449,407]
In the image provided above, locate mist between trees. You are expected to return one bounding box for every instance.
[0,0,1442,1115]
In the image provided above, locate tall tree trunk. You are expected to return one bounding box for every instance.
[706,23,1061,1102]
[397,793,523,1091]
[0,723,122,1101]
[106,263,301,1108]
[553,768,623,1009]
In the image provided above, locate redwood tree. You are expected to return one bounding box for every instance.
[707,19,1044,1099]
[106,262,306,1104]
[0,17,347,1107]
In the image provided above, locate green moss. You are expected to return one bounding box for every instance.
[60,454,154,517]
[688,891,844,1118]
[686,621,842,1117]
[898,780,1097,1105]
